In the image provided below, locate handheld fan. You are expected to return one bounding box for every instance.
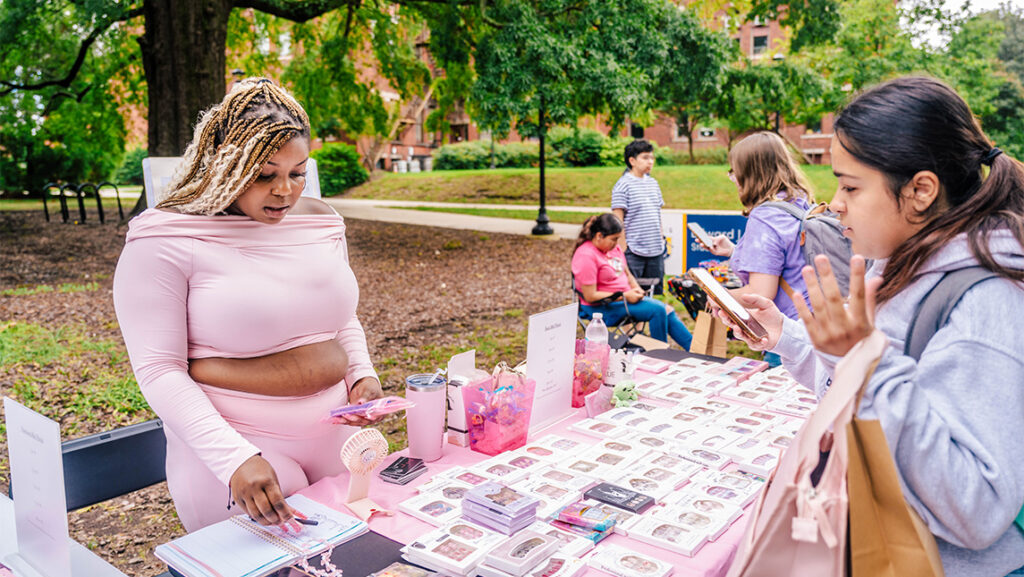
[340,428,393,521]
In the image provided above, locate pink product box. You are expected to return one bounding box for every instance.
[627,515,707,558]
[480,530,562,577]
[587,544,676,577]
[633,355,674,374]
[526,521,594,558]
[661,491,743,525]
[649,503,735,542]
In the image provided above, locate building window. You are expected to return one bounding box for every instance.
[630,124,645,139]
[753,35,768,56]
[698,127,715,138]
[752,15,767,27]
[805,117,822,134]
[676,123,688,140]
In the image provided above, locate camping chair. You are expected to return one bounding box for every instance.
[142,157,322,206]
[8,418,172,576]
[573,276,660,348]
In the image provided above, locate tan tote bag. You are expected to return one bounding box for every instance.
[690,310,728,358]
[847,398,944,577]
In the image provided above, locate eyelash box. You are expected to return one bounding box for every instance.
[586,543,674,577]
[661,491,743,526]
[398,490,464,526]
[627,516,707,557]
[568,418,626,439]
[400,520,505,576]
[526,520,594,558]
[479,530,561,576]
[609,471,682,503]
[576,499,643,536]
[530,465,598,492]
[650,503,735,542]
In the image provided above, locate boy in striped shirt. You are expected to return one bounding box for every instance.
[612,139,665,295]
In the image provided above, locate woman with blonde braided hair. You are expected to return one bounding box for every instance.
[113,78,385,531]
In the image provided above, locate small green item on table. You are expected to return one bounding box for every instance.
[612,380,638,408]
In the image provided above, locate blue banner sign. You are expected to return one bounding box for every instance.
[682,213,748,272]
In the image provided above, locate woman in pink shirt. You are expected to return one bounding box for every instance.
[113,78,382,531]
[572,213,692,348]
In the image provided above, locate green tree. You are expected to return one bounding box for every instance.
[714,59,832,150]
[0,0,138,194]
[653,7,733,162]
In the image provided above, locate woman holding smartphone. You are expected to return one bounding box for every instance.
[719,76,1024,576]
[704,131,815,322]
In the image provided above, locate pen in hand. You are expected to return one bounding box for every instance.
[294,517,319,526]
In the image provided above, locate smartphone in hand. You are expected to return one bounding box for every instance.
[687,221,716,249]
[688,267,769,341]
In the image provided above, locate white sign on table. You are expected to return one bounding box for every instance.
[3,397,71,577]
[525,302,578,432]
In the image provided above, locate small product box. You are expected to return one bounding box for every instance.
[628,516,707,557]
[480,530,561,576]
[554,501,618,532]
[400,520,505,576]
[526,521,594,558]
[582,482,655,514]
[586,543,674,577]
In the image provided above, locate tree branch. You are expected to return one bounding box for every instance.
[0,5,143,96]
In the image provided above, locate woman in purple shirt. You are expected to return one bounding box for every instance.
[706,132,814,320]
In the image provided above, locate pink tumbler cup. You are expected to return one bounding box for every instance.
[405,373,447,462]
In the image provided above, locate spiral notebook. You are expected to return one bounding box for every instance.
[155,494,368,577]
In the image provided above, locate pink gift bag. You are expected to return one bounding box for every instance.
[463,362,536,456]
[727,330,890,577]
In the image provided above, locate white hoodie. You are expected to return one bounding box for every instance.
[774,229,1024,576]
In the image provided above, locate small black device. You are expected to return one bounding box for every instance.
[583,482,656,514]
[379,456,427,485]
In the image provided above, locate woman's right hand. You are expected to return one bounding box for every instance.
[230,454,301,530]
[708,235,735,257]
[711,293,784,351]
[624,287,646,303]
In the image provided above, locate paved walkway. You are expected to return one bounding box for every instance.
[323,198,586,239]
[322,198,742,240]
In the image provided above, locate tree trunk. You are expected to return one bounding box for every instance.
[132,0,232,213]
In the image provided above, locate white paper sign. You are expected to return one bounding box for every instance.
[663,210,685,276]
[4,397,71,577]
[526,302,578,432]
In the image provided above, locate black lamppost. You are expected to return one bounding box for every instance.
[532,98,553,235]
[772,53,783,133]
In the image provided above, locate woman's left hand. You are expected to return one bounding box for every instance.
[793,254,881,357]
[337,377,386,426]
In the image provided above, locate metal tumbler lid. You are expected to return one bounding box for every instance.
[406,373,447,392]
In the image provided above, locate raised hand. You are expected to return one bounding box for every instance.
[792,254,880,357]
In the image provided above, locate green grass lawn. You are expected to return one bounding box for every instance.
[342,164,838,210]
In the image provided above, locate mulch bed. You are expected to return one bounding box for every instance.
[0,209,573,576]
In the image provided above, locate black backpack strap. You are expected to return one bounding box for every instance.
[904,266,1001,361]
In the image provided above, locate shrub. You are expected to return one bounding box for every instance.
[434,141,542,170]
[599,135,635,167]
[497,142,539,168]
[652,145,729,166]
[433,141,492,170]
[113,148,148,185]
[559,128,606,167]
[311,142,368,195]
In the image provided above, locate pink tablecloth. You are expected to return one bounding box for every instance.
[299,403,749,577]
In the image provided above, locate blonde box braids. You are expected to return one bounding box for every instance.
[157,78,311,215]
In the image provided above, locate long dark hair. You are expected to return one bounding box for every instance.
[834,76,1024,304]
[574,213,623,254]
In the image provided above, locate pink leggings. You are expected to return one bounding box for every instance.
[165,426,354,531]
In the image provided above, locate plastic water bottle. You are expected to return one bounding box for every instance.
[586,312,609,345]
